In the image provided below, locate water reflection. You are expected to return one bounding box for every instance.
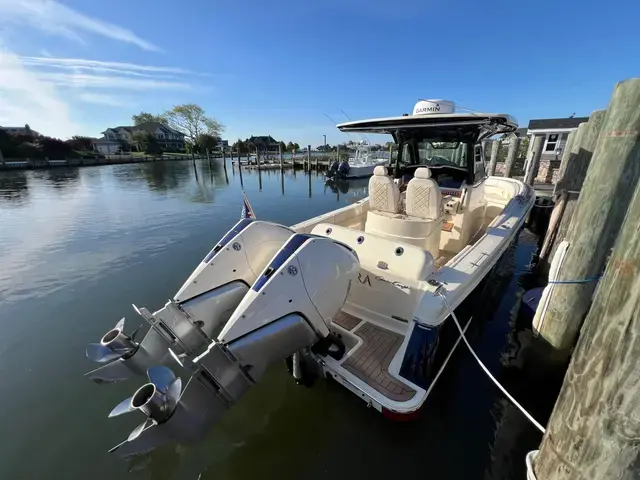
[142,161,194,193]
[0,171,29,205]
[324,177,369,202]
[107,159,230,204]
[42,168,80,190]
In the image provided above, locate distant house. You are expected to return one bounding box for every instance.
[1,126,40,137]
[246,135,279,153]
[527,116,588,159]
[91,138,121,155]
[95,122,186,154]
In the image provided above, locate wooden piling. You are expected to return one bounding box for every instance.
[533,174,640,479]
[533,78,640,359]
[524,135,544,185]
[539,111,605,271]
[554,130,576,195]
[481,139,490,162]
[488,140,500,175]
[504,136,521,178]
[307,145,311,172]
[279,144,283,169]
[556,110,606,194]
[238,155,244,187]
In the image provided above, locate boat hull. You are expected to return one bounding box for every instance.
[345,161,388,178]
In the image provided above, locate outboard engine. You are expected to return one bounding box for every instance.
[85,219,294,383]
[107,234,359,456]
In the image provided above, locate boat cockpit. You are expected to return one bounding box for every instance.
[336,109,518,260]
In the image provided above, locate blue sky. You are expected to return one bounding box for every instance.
[0,0,638,146]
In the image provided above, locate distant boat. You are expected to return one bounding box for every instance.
[327,142,389,179]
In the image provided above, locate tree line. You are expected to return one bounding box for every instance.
[0,126,98,160]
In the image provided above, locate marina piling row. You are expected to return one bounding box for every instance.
[529,77,640,479]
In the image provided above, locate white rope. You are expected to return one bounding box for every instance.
[436,291,546,434]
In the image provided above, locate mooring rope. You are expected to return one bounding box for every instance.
[436,291,546,434]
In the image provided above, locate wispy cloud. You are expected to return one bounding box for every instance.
[0,47,78,138]
[19,57,191,76]
[0,0,160,51]
[17,55,196,91]
[76,93,133,108]
[38,71,191,90]
[0,50,196,137]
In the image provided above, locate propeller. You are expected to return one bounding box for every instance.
[86,318,142,364]
[108,366,183,452]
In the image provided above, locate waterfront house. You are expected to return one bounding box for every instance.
[246,135,279,153]
[525,116,588,184]
[97,122,186,153]
[526,116,588,160]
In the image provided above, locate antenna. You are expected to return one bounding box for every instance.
[340,109,370,144]
[324,112,355,145]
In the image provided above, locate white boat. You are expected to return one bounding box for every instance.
[85,99,535,457]
[344,142,389,178]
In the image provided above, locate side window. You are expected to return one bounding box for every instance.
[474,144,485,182]
[544,133,560,152]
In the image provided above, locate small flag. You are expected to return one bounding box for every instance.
[241,191,256,219]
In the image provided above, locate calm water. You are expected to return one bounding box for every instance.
[0,160,553,479]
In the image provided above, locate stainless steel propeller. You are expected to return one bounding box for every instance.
[86,318,142,363]
[108,366,182,452]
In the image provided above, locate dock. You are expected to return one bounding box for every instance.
[522,77,640,479]
[0,154,212,171]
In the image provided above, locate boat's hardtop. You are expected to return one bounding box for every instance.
[337,112,517,136]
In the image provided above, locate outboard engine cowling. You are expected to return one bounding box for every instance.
[107,234,359,456]
[85,219,294,383]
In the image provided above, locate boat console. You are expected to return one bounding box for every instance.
[364,166,443,257]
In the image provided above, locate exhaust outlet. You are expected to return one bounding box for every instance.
[101,328,138,357]
[131,383,172,423]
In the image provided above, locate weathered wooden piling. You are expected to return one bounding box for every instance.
[524,135,544,185]
[504,136,521,178]
[533,78,640,360]
[538,110,606,271]
[481,139,490,162]
[307,145,311,172]
[533,172,640,479]
[488,140,500,175]
[237,155,244,186]
[279,145,283,169]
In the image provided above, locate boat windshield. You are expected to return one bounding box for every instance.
[398,137,469,170]
[416,140,468,169]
